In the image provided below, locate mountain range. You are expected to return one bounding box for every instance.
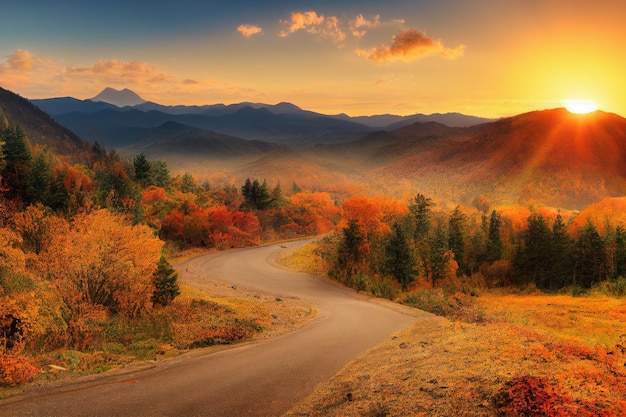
[4,86,625,209]
[31,87,492,150]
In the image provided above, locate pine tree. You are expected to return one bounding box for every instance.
[485,210,503,262]
[133,153,152,186]
[151,256,180,307]
[448,206,467,275]
[1,124,34,202]
[386,222,416,290]
[548,212,574,289]
[336,219,366,277]
[574,221,606,289]
[515,212,552,287]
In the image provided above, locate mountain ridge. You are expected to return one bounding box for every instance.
[90,87,147,107]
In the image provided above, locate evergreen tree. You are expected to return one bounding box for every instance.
[613,226,626,278]
[574,221,607,288]
[151,256,181,307]
[150,160,170,188]
[180,173,197,194]
[408,193,434,277]
[386,222,416,290]
[133,153,152,186]
[548,212,574,289]
[428,223,450,286]
[269,182,287,208]
[1,124,34,202]
[241,178,272,210]
[514,212,552,287]
[30,151,53,205]
[448,206,467,275]
[485,210,503,262]
[336,219,366,277]
[409,193,434,241]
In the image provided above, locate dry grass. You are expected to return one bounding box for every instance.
[279,241,626,416]
[285,295,626,416]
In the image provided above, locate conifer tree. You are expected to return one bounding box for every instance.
[151,256,180,307]
[485,210,503,262]
[1,124,34,202]
[574,221,606,288]
[133,153,152,186]
[386,222,416,290]
[448,206,467,275]
[336,219,366,277]
[548,212,574,289]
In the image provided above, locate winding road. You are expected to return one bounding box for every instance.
[1,241,418,416]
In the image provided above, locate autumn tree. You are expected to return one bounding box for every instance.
[41,209,163,319]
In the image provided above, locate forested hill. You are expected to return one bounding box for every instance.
[0,87,92,163]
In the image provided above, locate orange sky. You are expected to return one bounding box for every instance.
[1,0,625,118]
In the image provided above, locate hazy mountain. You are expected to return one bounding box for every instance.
[333,112,492,129]
[302,109,626,208]
[31,88,490,146]
[0,87,92,162]
[54,105,373,150]
[90,87,147,107]
[120,121,286,160]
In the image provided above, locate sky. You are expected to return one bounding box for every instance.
[1,0,626,118]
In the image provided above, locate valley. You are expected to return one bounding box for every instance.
[2,84,626,416]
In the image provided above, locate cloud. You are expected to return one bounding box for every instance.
[237,24,263,38]
[5,49,36,70]
[350,14,381,38]
[65,59,175,85]
[356,29,466,63]
[279,10,346,43]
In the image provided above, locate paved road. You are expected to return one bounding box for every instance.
[1,241,417,416]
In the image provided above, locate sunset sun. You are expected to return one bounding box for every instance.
[564,99,598,114]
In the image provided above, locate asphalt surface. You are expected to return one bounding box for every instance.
[1,241,418,416]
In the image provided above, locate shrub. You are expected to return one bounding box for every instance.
[0,354,39,386]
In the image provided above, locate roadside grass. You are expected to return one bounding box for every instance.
[15,281,314,391]
[280,242,626,416]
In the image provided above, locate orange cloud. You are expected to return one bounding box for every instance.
[279,10,346,43]
[65,59,175,85]
[356,29,466,63]
[5,49,35,70]
[237,24,263,38]
[350,14,381,38]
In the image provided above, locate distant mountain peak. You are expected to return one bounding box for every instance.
[90,87,146,107]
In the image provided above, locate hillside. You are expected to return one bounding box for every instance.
[0,87,92,162]
[303,109,626,209]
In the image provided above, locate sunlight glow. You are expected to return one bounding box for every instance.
[564,99,598,114]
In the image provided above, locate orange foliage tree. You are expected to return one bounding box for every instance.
[341,196,408,240]
[280,192,340,235]
[41,209,163,319]
[208,206,261,249]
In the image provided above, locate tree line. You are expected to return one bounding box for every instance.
[327,193,626,297]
